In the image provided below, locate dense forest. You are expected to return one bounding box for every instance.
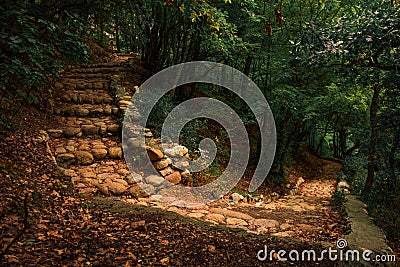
[1,0,399,262]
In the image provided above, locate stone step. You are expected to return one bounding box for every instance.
[62,159,136,196]
[54,80,109,90]
[57,89,114,104]
[54,103,117,118]
[47,116,121,138]
[66,67,124,77]
[59,77,111,84]
[62,73,117,79]
[49,137,124,166]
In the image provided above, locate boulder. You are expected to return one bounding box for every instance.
[129,183,155,198]
[75,151,94,165]
[159,167,173,177]
[56,153,75,164]
[108,182,127,196]
[230,192,244,203]
[165,172,181,185]
[126,173,142,184]
[92,148,108,159]
[164,146,188,157]
[63,127,82,137]
[76,108,90,117]
[107,124,120,133]
[153,158,172,170]
[145,175,165,187]
[226,218,248,226]
[204,213,225,224]
[109,147,122,159]
[95,183,109,196]
[146,146,164,161]
[47,129,64,138]
[81,125,98,135]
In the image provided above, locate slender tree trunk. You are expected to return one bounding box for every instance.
[362,85,381,197]
[115,13,121,53]
[243,55,253,76]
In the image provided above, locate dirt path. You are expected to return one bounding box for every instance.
[0,54,348,266]
[40,54,346,247]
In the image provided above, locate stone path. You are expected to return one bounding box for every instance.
[44,55,344,245]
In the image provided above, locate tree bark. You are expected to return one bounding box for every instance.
[362,85,381,197]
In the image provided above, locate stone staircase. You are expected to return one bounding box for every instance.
[46,55,140,196]
[46,55,191,198]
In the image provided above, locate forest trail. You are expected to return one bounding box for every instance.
[43,55,345,247]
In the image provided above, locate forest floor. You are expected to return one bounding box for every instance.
[0,54,385,266]
[0,112,345,266]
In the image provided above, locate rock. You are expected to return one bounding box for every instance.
[129,184,154,198]
[65,146,75,152]
[117,169,131,177]
[92,148,108,159]
[153,158,172,170]
[145,175,165,187]
[47,129,64,138]
[64,127,82,137]
[113,179,129,187]
[188,213,204,219]
[273,231,295,237]
[146,146,164,161]
[118,100,131,106]
[230,192,244,202]
[92,144,107,150]
[78,143,91,151]
[81,172,97,178]
[96,183,109,196]
[144,132,153,138]
[55,147,67,154]
[164,146,188,157]
[173,160,190,170]
[108,182,127,195]
[76,108,90,117]
[56,153,75,164]
[99,124,107,135]
[90,108,104,116]
[81,125,99,135]
[104,107,112,115]
[226,217,248,226]
[93,82,104,89]
[109,147,122,159]
[209,208,254,221]
[299,202,316,210]
[107,124,120,133]
[250,219,280,230]
[159,167,173,177]
[75,151,94,165]
[180,169,191,178]
[204,213,225,224]
[112,107,119,115]
[165,172,181,185]
[126,173,142,184]
[280,223,291,231]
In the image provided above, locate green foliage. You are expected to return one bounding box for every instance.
[0,0,89,123]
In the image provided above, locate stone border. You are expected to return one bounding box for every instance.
[336,178,394,266]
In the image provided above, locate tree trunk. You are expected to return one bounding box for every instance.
[115,13,121,53]
[362,85,381,197]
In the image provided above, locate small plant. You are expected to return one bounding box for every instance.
[333,189,346,208]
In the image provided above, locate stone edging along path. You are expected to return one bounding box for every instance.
[337,182,395,266]
[35,55,394,264]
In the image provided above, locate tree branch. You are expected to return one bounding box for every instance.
[0,194,29,261]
